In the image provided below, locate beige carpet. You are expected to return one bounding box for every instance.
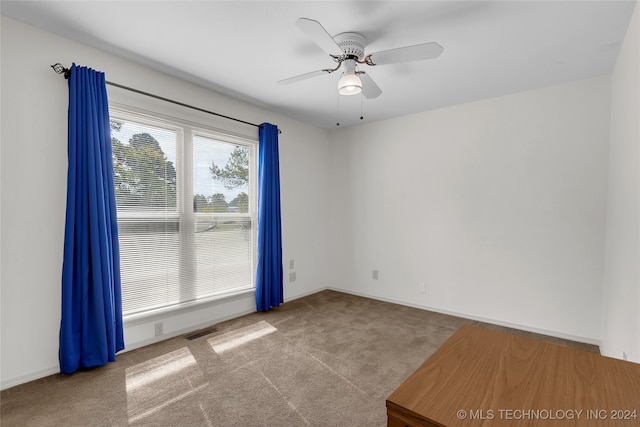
[0,290,596,426]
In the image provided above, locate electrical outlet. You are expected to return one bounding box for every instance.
[373,270,379,280]
[154,322,163,337]
[289,271,297,282]
[289,259,294,269]
[419,283,426,294]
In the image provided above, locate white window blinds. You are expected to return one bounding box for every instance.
[191,134,254,298]
[110,110,256,317]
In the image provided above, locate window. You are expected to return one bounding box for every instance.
[110,108,256,317]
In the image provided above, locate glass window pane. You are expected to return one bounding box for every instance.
[193,135,249,214]
[192,135,253,298]
[111,119,178,211]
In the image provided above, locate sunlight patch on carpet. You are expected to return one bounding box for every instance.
[125,347,197,391]
[125,347,208,423]
[208,320,277,354]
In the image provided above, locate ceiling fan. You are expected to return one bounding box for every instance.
[277,18,444,98]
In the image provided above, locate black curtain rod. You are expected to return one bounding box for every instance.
[50,63,275,133]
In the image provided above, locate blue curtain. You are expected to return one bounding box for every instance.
[59,64,124,374]
[255,123,283,311]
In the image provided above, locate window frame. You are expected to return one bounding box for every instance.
[109,104,258,320]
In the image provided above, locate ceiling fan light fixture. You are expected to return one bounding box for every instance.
[338,72,362,95]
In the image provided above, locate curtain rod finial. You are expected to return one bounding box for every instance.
[51,63,70,79]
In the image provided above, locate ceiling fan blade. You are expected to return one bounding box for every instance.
[277,69,331,85]
[295,18,344,56]
[367,42,443,66]
[359,73,382,99]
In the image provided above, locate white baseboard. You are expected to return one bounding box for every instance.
[285,286,331,302]
[327,287,602,349]
[1,366,59,391]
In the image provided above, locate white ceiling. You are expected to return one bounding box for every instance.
[2,1,636,129]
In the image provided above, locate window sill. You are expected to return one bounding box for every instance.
[123,287,255,327]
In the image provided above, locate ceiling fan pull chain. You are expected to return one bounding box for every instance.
[360,92,364,121]
[336,93,340,127]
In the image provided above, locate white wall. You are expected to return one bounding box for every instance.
[330,76,612,344]
[0,17,332,389]
[601,3,640,363]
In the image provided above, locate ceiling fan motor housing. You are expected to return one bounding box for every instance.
[334,32,367,60]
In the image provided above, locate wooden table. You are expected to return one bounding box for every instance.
[386,325,640,426]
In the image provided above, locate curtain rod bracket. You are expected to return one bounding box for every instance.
[50,62,281,134]
[51,63,71,79]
